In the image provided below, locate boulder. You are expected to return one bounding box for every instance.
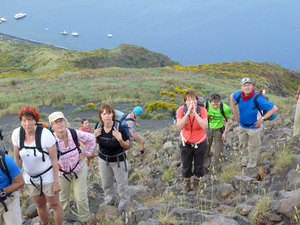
[287,169,300,188]
[130,185,153,202]
[200,216,239,225]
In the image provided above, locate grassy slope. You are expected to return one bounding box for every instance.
[0,40,299,117]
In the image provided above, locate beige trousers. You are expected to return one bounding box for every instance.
[0,191,22,225]
[294,97,300,137]
[238,126,262,168]
[59,160,90,223]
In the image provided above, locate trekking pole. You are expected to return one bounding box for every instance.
[0,129,8,153]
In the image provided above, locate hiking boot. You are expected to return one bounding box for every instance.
[183,180,192,194]
[193,179,200,192]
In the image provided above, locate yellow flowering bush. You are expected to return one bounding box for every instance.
[86,102,95,108]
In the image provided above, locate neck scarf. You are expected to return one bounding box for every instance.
[241,89,255,102]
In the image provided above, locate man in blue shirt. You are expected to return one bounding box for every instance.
[230,78,278,168]
[0,152,24,225]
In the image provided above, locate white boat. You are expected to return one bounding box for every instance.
[14,13,27,19]
[0,17,7,22]
[107,33,113,38]
[60,31,68,35]
[71,32,79,36]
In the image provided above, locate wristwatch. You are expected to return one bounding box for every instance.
[0,189,6,197]
[261,116,265,121]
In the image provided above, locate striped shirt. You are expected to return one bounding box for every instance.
[54,129,96,176]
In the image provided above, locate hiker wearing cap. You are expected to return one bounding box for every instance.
[293,84,300,137]
[49,111,96,224]
[125,106,145,154]
[12,107,63,225]
[204,93,232,173]
[230,78,278,168]
[0,149,24,224]
[176,90,208,194]
[94,104,130,214]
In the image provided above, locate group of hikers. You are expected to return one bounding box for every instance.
[0,77,299,225]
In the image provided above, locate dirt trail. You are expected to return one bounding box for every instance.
[0,102,172,151]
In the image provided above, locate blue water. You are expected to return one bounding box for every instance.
[1,0,300,71]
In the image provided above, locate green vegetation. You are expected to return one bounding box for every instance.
[272,146,296,174]
[250,197,272,225]
[0,40,299,118]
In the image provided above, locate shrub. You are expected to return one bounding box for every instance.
[144,101,178,113]
[140,112,152,119]
[272,147,295,174]
[167,91,176,97]
[250,197,272,225]
[160,91,168,96]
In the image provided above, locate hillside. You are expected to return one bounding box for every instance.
[0,40,300,225]
[0,40,178,75]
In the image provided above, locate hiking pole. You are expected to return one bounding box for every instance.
[0,129,8,153]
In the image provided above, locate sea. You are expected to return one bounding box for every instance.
[1,0,300,71]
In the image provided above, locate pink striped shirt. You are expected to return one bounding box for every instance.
[54,129,96,176]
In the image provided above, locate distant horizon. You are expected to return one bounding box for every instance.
[1,0,300,72]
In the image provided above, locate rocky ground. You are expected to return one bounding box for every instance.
[1,103,300,225]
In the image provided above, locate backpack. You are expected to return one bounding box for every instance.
[205,99,227,122]
[19,124,80,161]
[235,91,277,121]
[173,104,202,123]
[0,150,12,184]
[95,110,133,137]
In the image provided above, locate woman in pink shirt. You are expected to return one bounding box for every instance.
[48,112,96,224]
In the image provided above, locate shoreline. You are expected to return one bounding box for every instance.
[0,32,66,49]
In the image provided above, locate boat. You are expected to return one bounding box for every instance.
[60,31,68,35]
[0,17,7,22]
[107,33,113,38]
[14,13,27,19]
[71,32,79,36]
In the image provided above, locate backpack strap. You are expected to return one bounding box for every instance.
[19,126,25,150]
[69,128,80,148]
[183,104,201,117]
[235,93,242,105]
[205,99,209,112]
[220,102,227,122]
[95,122,102,130]
[252,93,264,116]
[35,125,44,151]
[0,151,12,184]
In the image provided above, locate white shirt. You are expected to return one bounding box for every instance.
[12,126,56,184]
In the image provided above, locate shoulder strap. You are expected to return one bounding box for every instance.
[220,102,227,122]
[205,99,209,111]
[183,104,201,117]
[35,125,44,151]
[253,93,263,116]
[114,121,120,131]
[69,128,80,148]
[0,151,12,184]
[235,93,242,105]
[95,122,102,130]
[19,126,25,150]
[124,114,134,122]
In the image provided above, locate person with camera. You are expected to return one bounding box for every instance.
[176,90,208,194]
[0,130,24,225]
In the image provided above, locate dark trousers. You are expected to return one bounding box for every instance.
[180,140,207,178]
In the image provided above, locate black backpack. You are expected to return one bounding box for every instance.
[19,125,80,161]
[0,150,12,184]
[205,99,227,122]
[235,92,275,120]
[173,104,202,123]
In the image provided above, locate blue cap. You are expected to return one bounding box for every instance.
[133,106,143,115]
